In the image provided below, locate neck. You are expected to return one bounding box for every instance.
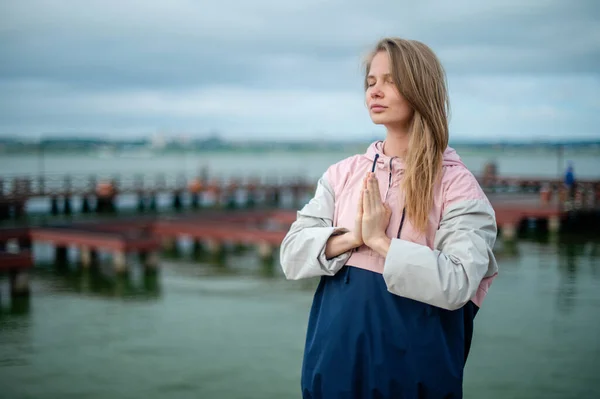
[383,124,410,158]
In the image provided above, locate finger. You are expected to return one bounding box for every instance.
[363,185,372,215]
[368,176,381,209]
[357,188,364,214]
[369,173,380,192]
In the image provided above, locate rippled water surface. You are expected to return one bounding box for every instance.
[1,235,599,399]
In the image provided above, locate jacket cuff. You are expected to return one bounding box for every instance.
[316,227,352,273]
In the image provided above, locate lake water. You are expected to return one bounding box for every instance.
[1,235,599,399]
[1,148,600,181]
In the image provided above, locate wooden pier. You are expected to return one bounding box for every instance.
[30,227,161,273]
[0,172,598,220]
[0,210,290,300]
[1,171,598,302]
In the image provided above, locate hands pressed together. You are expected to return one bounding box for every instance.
[347,172,393,257]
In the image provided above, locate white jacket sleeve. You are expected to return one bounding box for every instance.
[382,199,498,310]
[279,172,352,280]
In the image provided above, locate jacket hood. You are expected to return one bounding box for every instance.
[364,140,465,170]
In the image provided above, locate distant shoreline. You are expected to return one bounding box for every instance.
[1,140,599,156]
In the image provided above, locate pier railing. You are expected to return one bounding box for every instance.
[0,172,598,216]
[0,172,310,198]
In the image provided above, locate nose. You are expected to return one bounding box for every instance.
[370,85,383,99]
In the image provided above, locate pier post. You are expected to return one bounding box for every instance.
[226,191,237,209]
[9,269,30,298]
[81,195,91,213]
[55,246,68,264]
[291,182,302,209]
[137,193,145,212]
[18,236,32,251]
[212,182,222,209]
[113,251,127,274]
[548,216,561,234]
[206,239,226,264]
[140,251,160,274]
[149,193,157,211]
[80,246,98,268]
[188,178,202,210]
[246,188,256,209]
[88,175,97,211]
[501,224,516,242]
[0,203,9,221]
[14,202,26,219]
[50,196,59,215]
[257,241,275,276]
[173,190,183,211]
[134,175,144,212]
[192,239,206,258]
[190,192,200,209]
[225,180,238,210]
[97,197,106,213]
[257,241,274,262]
[64,196,72,215]
[271,186,281,208]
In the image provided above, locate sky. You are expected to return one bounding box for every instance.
[1,0,599,142]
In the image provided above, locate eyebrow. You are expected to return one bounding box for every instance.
[367,73,392,79]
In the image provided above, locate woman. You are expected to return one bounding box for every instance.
[280,37,498,398]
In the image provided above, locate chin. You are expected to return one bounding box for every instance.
[370,115,389,125]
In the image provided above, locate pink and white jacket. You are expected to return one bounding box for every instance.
[280,140,498,310]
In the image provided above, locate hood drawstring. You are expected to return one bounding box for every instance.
[371,153,379,172]
[388,158,393,187]
[397,207,406,239]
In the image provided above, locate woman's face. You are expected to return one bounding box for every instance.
[365,51,413,129]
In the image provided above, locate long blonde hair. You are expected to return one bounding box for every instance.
[363,38,450,233]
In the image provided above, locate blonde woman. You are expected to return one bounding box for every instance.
[280,38,498,398]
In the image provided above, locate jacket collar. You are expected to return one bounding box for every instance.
[364,140,466,170]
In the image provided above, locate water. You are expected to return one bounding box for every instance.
[1,236,599,399]
[2,148,600,181]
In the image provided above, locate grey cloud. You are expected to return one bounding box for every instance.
[1,0,599,138]
[2,0,599,91]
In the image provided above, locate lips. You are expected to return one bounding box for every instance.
[370,104,387,112]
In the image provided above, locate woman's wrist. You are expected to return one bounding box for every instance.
[345,231,363,248]
[365,235,391,257]
[325,230,362,259]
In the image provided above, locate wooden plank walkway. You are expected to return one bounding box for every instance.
[0,195,595,300]
[30,228,160,252]
[153,220,285,246]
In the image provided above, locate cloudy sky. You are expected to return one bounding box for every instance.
[1,0,599,141]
